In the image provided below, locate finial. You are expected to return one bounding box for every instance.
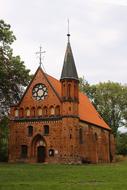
[36,46,46,67]
[67,19,70,42]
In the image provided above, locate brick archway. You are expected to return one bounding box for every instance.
[31,134,46,163]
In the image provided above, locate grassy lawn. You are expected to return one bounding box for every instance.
[0,160,127,190]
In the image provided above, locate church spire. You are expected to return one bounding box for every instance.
[60,28,79,81]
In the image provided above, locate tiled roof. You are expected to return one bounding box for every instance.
[46,73,111,130]
[79,93,110,130]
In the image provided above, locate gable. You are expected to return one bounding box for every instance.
[18,67,61,108]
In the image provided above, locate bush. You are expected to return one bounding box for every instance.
[0,116,8,162]
[116,132,127,156]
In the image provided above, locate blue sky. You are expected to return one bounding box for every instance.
[1,0,127,84]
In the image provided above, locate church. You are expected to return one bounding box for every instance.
[9,34,115,164]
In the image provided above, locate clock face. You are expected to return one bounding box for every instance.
[32,83,48,101]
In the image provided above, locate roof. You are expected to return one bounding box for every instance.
[60,42,79,81]
[46,74,111,130]
[79,93,110,130]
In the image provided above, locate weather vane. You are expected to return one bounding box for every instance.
[36,46,46,67]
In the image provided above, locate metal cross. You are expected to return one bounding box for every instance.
[36,46,46,67]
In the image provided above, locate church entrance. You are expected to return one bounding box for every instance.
[31,134,46,163]
[37,146,46,163]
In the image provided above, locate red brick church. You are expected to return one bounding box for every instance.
[9,34,115,164]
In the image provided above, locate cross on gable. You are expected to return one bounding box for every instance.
[36,46,46,67]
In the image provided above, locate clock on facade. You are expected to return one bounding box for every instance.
[32,83,48,100]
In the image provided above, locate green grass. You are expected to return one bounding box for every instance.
[0,160,127,190]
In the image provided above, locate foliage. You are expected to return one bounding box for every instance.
[0,116,9,161]
[116,132,127,155]
[79,77,127,136]
[0,162,127,189]
[79,77,93,99]
[0,20,31,117]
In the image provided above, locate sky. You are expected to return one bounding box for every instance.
[1,0,127,84]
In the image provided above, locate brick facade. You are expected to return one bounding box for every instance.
[8,39,115,164]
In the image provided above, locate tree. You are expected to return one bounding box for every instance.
[0,116,8,161]
[116,132,127,155]
[0,20,32,161]
[79,77,94,100]
[79,78,127,136]
[0,19,31,117]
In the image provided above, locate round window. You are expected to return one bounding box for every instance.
[32,83,48,100]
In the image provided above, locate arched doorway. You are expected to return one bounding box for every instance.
[31,134,46,163]
[37,146,46,162]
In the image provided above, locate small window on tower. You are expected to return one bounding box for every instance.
[44,125,49,135]
[67,84,71,98]
[21,145,28,158]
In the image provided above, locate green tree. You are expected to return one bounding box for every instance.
[0,20,32,161]
[116,132,127,155]
[0,19,31,117]
[79,76,94,100]
[79,78,127,136]
[0,116,9,161]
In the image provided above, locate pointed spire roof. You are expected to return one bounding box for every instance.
[60,35,79,81]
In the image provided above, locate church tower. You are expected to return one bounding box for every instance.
[60,33,80,162]
[60,33,79,116]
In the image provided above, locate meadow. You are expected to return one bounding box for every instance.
[0,160,127,190]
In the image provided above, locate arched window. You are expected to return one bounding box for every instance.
[74,83,78,99]
[67,84,71,98]
[44,125,49,135]
[20,108,24,118]
[31,107,35,117]
[14,109,19,117]
[38,107,42,117]
[50,106,55,116]
[28,126,33,136]
[62,82,66,97]
[43,106,48,117]
[55,106,60,116]
[79,128,83,144]
[25,107,30,117]
[21,145,28,158]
